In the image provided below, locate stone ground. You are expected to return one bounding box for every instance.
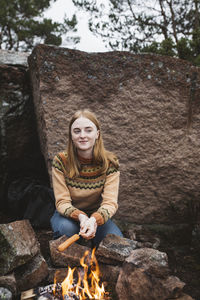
[0,212,200,300]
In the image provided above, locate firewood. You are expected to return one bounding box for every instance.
[20,284,62,300]
[20,288,36,300]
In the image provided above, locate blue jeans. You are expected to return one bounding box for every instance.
[50,210,123,248]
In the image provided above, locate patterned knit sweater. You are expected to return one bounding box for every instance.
[52,151,120,225]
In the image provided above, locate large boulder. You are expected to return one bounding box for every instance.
[28,44,200,225]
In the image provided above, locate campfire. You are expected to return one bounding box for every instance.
[21,248,109,300]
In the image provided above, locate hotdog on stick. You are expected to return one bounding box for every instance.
[58,233,80,251]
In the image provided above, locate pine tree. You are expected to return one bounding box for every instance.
[0,0,79,51]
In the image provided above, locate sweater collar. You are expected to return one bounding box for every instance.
[78,154,93,165]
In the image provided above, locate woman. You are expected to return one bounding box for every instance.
[50,109,123,248]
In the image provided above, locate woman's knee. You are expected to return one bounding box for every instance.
[100,219,123,237]
[51,211,79,238]
[60,219,79,236]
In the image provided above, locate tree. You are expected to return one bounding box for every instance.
[72,0,200,64]
[0,0,80,51]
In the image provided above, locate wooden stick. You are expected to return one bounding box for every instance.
[21,289,36,300]
[58,234,80,251]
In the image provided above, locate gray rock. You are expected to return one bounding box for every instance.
[161,276,185,298]
[115,248,185,300]
[15,253,49,291]
[0,287,12,300]
[0,220,40,275]
[49,235,89,268]
[0,273,16,296]
[121,225,161,249]
[125,247,169,277]
[98,263,121,284]
[0,49,29,66]
[96,234,138,265]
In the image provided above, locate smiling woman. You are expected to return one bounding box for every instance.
[50,109,123,248]
[71,116,99,157]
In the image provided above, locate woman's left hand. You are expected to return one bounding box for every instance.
[80,217,97,240]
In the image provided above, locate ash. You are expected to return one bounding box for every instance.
[36,283,80,300]
[37,293,79,300]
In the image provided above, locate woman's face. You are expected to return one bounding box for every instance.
[71,117,99,156]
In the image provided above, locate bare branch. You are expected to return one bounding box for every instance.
[126,0,137,19]
[167,0,178,44]
[158,0,169,39]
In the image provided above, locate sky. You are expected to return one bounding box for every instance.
[44,0,108,53]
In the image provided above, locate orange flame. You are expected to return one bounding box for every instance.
[57,248,106,300]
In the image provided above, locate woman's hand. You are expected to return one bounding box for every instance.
[78,214,89,232]
[79,217,97,240]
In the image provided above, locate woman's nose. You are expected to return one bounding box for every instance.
[80,130,86,138]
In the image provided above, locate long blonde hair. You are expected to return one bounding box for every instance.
[66,109,119,178]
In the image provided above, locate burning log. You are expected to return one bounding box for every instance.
[20,283,79,299]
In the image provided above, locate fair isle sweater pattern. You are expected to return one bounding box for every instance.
[52,151,119,222]
[52,151,118,190]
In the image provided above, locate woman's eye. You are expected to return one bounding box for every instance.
[86,129,92,133]
[74,130,80,134]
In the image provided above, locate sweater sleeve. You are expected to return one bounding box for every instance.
[91,167,120,225]
[52,154,87,220]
